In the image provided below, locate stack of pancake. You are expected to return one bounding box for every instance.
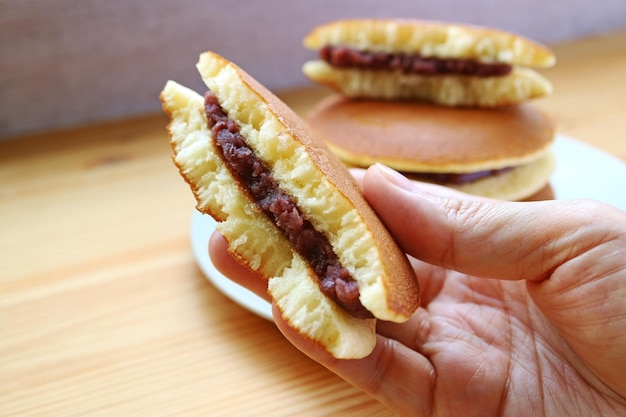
[302,19,557,201]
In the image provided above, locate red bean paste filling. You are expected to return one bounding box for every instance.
[320,45,513,77]
[204,91,373,319]
[411,167,514,185]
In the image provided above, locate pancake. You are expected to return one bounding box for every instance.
[302,19,555,107]
[161,52,420,359]
[307,94,556,201]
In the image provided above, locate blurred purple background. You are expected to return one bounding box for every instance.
[1,0,625,138]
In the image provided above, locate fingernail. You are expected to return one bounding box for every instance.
[373,163,415,191]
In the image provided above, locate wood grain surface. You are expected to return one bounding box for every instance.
[1,31,625,417]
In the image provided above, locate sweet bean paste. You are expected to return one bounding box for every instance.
[320,45,513,77]
[411,167,514,185]
[204,91,373,319]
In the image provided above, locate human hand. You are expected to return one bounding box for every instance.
[209,164,626,417]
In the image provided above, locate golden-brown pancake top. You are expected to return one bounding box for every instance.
[307,94,555,173]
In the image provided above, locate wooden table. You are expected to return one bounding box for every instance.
[2,31,625,417]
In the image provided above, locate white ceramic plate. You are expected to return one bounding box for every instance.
[190,135,626,320]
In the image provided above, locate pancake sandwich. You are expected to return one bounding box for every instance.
[303,19,555,107]
[307,94,556,201]
[160,52,420,359]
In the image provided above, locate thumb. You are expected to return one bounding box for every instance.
[363,164,602,282]
[364,164,626,396]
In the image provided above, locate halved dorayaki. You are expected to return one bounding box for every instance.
[161,52,419,359]
[303,19,556,107]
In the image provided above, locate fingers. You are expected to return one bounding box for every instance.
[348,167,366,189]
[362,163,613,282]
[208,231,269,301]
[273,305,435,417]
[210,229,436,414]
[364,164,626,397]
